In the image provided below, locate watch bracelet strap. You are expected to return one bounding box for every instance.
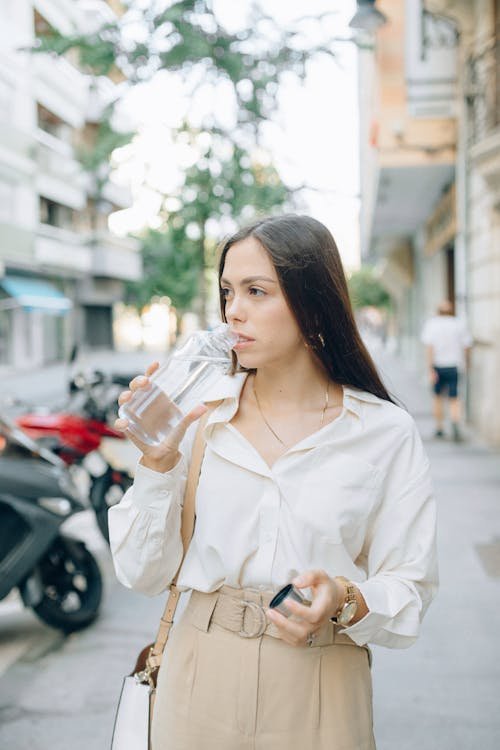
[147,402,220,669]
[330,576,357,623]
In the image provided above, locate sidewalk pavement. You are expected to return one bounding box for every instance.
[370,341,500,749]
[0,343,499,749]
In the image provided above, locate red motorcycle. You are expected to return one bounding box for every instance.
[16,370,133,543]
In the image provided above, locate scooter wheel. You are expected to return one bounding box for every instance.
[31,537,103,633]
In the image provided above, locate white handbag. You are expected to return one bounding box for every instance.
[111,676,151,750]
[110,408,212,750]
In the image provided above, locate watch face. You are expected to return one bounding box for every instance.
[338,600,358,626]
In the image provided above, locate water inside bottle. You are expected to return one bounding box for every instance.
[119,356,223,446]
[120,381,184,446]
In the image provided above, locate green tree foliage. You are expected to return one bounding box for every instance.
[34,1,333,127]
[35,26,117,76]
[348,267,391,310]
[78,119,131,174]
[126,131,291,314]
[35,1,339,321]
[126,226,199,312]
[79,117,134,198]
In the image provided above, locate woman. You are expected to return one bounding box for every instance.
[109,214,438,750]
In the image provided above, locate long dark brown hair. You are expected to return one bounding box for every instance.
[218,214,394,403]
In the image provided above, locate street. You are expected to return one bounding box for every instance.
[1,346,499,749]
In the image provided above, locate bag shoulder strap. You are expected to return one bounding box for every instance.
[147,402,220,669]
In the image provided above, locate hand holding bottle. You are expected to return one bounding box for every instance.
[115,361,208,474]
[116,325,236,452]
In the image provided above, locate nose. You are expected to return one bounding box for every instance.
[225,293,246,323]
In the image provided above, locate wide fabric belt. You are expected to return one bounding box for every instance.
[185,585,360,649]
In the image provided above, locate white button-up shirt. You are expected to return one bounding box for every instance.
[421,315,472,368]
[109,373,438,649]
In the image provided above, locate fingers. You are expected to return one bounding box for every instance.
[283,598,320,626]
[116,362,158,412]
[113,354,207,459]
[287,570,337,626]
[117,390,132,406]
[186,403,209,423]
[146,361,159,377]
[129,375,149,391]
[114,417,129,432]
[166,403,208,446]
[266,608,318,647]
[112,415,150,453]
[285,591,331,627]
[292,569,328,589]
[126,361,159,395]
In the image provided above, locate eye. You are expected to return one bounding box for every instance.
[249,287,266,296]
[220,287,231,298]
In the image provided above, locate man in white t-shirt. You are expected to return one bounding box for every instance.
[421,300,472,441]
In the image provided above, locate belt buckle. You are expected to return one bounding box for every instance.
[239,599,267,638]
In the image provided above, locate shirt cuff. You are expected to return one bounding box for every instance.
[130,456,187,510]
[337,577,417,647]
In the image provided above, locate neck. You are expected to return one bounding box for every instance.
[252,357,338,410]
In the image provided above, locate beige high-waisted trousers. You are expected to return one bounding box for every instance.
[151,586,376,750]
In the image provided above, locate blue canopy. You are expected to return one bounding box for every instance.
[0,274,72,315]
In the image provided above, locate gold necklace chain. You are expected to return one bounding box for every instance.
[252,378,330,447]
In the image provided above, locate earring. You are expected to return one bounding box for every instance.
[318,333,325,348]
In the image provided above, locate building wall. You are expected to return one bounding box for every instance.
[0,0,141,371]
[358,0,458,375]
[468,161,500,444]
[460,0,500,444]
[375,0,456,171]
[370,0,500,445]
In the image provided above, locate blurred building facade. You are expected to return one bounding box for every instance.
[0,0,141,371]
[358,0,500,446]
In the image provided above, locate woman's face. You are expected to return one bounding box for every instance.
[221,236,304,370]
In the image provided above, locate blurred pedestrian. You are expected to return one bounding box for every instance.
[421,300,472,442]
[110,215,438,750]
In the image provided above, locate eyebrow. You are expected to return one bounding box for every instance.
[220,275,277,285]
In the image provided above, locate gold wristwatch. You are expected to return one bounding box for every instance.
[331,576,358,626]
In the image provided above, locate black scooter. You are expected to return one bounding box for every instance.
[0,414,103,632]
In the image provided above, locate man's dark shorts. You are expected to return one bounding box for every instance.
[433,366,459,398]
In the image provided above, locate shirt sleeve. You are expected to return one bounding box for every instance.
[108,422,198,596]
[342,416,438,649]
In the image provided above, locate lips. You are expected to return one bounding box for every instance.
[231,332,255,350]
[231,331,254,343]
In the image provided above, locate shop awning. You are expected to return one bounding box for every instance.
[0,274,72,315]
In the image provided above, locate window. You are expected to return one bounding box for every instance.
[34,10,53,37]
[37,104,72,143]
[39,196,74,230]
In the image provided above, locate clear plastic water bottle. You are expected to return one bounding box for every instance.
[119,324,237,446]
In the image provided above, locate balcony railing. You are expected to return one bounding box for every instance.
[90,232,142,281]
[35,223,92,273]
[35,128,78,174]
[35,129,87,209]
[466,37,500,145]
[34,55,88,128]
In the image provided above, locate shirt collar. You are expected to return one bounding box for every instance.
[203,373,383,426]
[204,372,248,426]
[342,386,383,418]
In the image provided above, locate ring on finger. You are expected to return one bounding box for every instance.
[306,632,316,647]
